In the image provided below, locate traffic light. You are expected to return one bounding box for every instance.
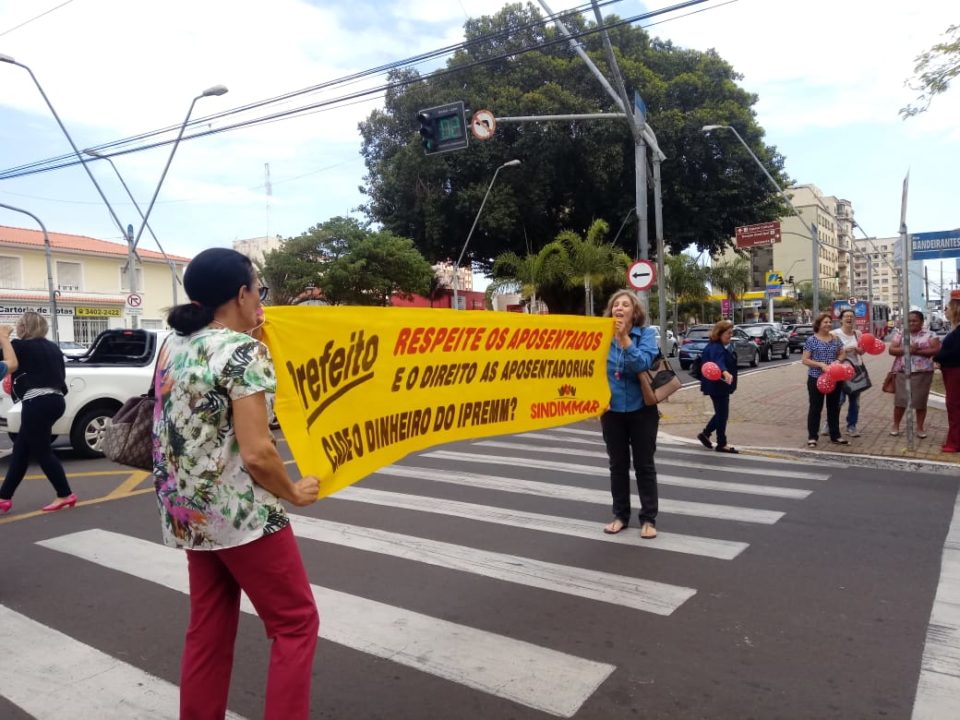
[416,102,469,156]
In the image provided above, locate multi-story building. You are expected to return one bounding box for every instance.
[233,235,284,266]
[721,184,844,296]
[0,225,190,343]
[433,261,473,292]
[851,236,901,306]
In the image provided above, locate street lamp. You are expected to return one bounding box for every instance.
[702,124,821,317]
[123,84,227,326]
[0,54,129,242]
[84,148,183,305]
[130,84,228,255]
[0,202,59,342]
[453,159,521,311]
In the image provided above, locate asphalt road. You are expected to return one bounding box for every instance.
[668,348,799,385]
[0,425,956,720]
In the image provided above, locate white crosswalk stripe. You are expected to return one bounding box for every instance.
[472,440,831,481]
[5,430,829,719]
[0,604,247,720]
[334,485,749,559]
[287,514,695,614]
[37,529,616,719]
[404,459,784,523]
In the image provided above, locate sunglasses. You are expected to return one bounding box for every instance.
[257,285,269,302]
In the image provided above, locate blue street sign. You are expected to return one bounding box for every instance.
[911,230,960,260]
[633,92,646,122]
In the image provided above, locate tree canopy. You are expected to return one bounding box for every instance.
[901,24,960,118]
[259,216,434,306]
[359,4,790,271]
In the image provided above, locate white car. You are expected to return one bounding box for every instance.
[649,326,679,357]
[1,329,167,458]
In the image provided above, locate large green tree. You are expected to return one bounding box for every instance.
[665,253,709,329]
[359,4,789,270]
[259,217,434,306]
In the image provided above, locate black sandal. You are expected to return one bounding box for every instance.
[697,432,713,449]
[715,446,739,454]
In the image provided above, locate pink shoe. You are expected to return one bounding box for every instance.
[0,498,11,514]
[41,494,77,512]
[942,446,959,454]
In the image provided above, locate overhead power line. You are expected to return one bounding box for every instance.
[0,0,720,181]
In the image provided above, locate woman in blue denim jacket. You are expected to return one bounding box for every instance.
[696,320,739,453]
[601,290,660,538]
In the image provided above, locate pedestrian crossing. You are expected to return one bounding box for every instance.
[3,427,832,719]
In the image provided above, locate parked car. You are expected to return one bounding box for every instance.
[678,324,759,370]
[788,324,815,353]
[738,324,791,361]
[57,340,89,358]
[648,326,679,357]
[1,329,167,458]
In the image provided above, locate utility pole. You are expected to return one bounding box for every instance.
[899,173,913,450]
[539,0,669,352]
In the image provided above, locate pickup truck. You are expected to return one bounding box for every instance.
[0,329,168,458]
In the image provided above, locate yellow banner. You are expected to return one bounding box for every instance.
[263,306,611,498]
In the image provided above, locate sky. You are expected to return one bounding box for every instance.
[0,0,957,296]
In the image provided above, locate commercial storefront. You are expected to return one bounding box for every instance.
[0,292,126,343]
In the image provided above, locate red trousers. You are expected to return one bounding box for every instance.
[942,367,960,450]
[181,525,319,720]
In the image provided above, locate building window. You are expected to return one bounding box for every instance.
[56,261,83,291]
[140,319,163,330]
[120,264,144,291]
[0,256,21,289]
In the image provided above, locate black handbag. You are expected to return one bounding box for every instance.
[842,360,871,395]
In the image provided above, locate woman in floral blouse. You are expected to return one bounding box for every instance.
[801,312,847,448]
[154,248,320,720]
[888,310,941,438]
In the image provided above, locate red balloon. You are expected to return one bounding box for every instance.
[867,338,886,355]
[859,333,876,351]
[826,362,848,381]
[701,361,722,381]
[816,373,837,394]
[842,363,857,381]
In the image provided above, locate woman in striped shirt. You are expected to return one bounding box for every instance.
[802,312,847,448]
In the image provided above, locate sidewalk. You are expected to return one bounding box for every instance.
[659,352,958,468]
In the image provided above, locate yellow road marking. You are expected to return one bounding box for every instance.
[0,488,154,525]
[24,469,132,481]
[105,471,152,499]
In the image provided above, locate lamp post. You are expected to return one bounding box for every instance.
[0,202,59,342]
[124,84,227,327]
[0,54,128,241]
[702,124,821,317]
[84,148,182,305]
[453,159,521,311]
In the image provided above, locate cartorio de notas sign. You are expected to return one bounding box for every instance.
[264,307,611,498]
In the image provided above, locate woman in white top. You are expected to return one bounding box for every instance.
[829,309,865,436]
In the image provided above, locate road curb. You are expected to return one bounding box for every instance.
[658,431,959,475]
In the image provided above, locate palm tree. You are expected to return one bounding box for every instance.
[664,254,709,329]
[711,256,751,323]
[542,219,631,315]
[489,243,568,311]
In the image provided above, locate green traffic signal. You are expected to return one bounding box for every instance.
[416,102,469,156]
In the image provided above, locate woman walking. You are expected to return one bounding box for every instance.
[802,312,847,448]
[600,290,660,538]
[697,320,739,453]
[154,248,321,719]
[934,296,960,452]
[888,310,941,438]
[0,312,74,514]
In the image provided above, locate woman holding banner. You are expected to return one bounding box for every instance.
[155,248,321,720]
[600,290,661,538]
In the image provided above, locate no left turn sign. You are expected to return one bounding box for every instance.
[627,259,656,291]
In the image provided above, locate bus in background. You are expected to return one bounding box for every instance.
[831,300,892,338]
